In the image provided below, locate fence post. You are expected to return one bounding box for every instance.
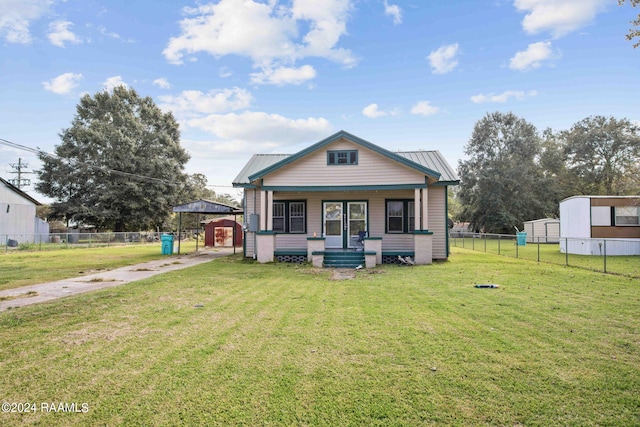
[516,235,519,258]
[472,234,475,250]
[484,233,487,252]
[537,236,540,263]
[498,235,501,255]
[603,239,607,274]
[565,238,569,266]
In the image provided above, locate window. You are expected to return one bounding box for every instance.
[615,206,640,226]
[272,201,306,233]
[327,150,358,165]
[386,200,416,233]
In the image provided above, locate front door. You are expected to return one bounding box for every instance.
[323,201,367,249]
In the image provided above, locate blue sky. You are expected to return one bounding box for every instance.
[1,0,638,202]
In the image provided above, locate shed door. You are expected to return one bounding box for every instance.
[214,227,233,247]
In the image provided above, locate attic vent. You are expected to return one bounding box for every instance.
[327,150,358,165]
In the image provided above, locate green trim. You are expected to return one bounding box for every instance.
[327,149,358,166]
[433,181,460,186]
[363,237,382,240]
[445,186,450,258]
[413,230,434,235]
[313,250,376,256]
[274,249,307,256]
[262,184,426,192]
[272,199,307,234]
[382,250,415,257]
[307,237,326,241]
[247,130,441,182]
[256,231,276,235]
[322,200,369,249]
[385,199,416,234]
[233,183,259,188]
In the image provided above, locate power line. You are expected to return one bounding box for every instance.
[0,137,185,188]
[7,158,34,189]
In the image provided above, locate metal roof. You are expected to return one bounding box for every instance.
[395,151,459,183]
[232,154,290,186]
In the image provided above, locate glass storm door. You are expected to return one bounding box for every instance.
[323,202,343,248]
[347,202,367,248]
[323,201,367,249]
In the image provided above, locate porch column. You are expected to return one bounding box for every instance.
[421,186,429,230]
[414,230,433,265]
[266,190,273,231]
[260,190,267,230]
[256,231,275,263]
[414,188,422,230]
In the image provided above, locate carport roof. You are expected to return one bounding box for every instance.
[172,199,242,214]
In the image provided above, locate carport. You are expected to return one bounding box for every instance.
[172,199,243,255]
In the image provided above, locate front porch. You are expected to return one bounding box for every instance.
[258,231,433,268]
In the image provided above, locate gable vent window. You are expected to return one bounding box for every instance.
[327,150,358,165]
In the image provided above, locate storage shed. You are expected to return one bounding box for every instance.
[523,218,560,243]
[204,217,243,247]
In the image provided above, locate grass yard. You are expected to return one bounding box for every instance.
[0,247,639,426]
[451,235,640,278]
[0,241,201,291]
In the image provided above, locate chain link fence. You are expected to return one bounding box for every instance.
[450,232,640,278]
[1,232,179,252]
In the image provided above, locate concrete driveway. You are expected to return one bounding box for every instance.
[0,247,234,312]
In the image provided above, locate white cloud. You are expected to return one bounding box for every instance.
[0,0,51,44]
[362,103,387,118]
[163,0,355,84]
[153,78,171,89]
[42,72,83,95]
[384,0,402,25]
[186,111,332,150]
[470,90,538,103]
[103,76,128,92]
[159,88,252,119]
[48,21,82,47]
[509,41,557,71]
[250,65,317,85]
[219,67,233,78]
[411,101,439,116]
[514,0,609,38]
[427,43,459,74]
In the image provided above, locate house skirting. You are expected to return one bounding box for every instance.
[258,233,433,268]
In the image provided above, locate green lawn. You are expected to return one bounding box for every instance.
[1,247,639,426]
[0,241,201,291]
[451,235,640,278]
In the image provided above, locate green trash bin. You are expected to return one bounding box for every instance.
[161,234,174,255]
[517,231,527,246]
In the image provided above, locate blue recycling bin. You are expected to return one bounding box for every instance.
[517,231,527,246]
[161,234,174,255]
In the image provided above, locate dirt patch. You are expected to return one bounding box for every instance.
[84,278,119,283]
[330,269,357,280]
[0,291,39,302]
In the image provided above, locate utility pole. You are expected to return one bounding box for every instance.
[8,158,33,189]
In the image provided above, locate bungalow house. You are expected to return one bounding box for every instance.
[559,195,640,255]
[232,131,459,267]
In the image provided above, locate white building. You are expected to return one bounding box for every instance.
[523,218,560,243]
[559,195,640,256]
[0,178,47,244]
